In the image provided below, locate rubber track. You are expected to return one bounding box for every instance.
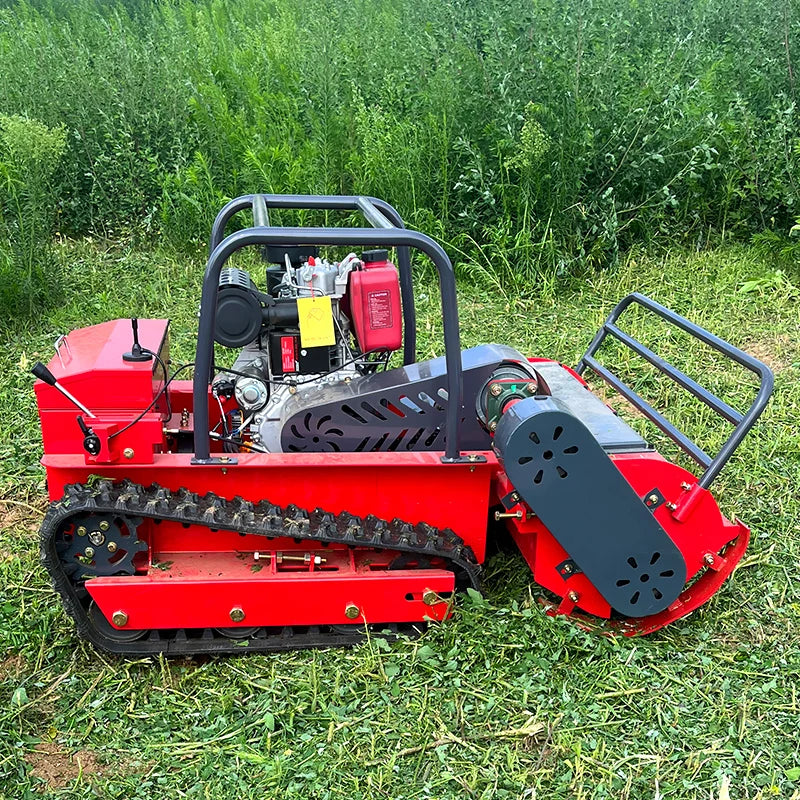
[39,479,481,656]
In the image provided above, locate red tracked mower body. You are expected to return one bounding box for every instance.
[32,195,772,655]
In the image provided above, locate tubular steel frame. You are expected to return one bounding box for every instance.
[575,292,774,489]
[194,194,464,463]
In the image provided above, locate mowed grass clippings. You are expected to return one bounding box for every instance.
[0,242,798,799]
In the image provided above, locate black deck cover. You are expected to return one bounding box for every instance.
[535,361,649,453]
[494,396,686,617]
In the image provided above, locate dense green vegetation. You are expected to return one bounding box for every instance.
[0,242,798,798]
[0,0,798,308]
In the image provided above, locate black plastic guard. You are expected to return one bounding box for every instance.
[494,396,687,617]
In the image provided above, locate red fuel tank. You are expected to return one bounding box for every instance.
[348,253,402,352]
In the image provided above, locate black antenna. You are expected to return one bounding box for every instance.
[123,318,152,363]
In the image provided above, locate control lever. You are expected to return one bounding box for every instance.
[122,318,152,363]
[31,362,96,418]
[76,415,101,455]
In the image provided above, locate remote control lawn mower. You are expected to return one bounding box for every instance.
[31,194,773,655]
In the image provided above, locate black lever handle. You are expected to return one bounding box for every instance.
[32,362,57,386]
[76,414,101,456]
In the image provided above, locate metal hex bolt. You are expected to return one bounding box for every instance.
[344,603,360,620]
[88,530,105,546]
[489,421,498,432]
[229,607,246,623]
[123,448,134,459]
[681,482,692,491]
[647,494,659,504]
[107,541,118,553]
[567,590,579,603]
[84,546,95,558]
[704,553,715,566]
[490,383,503,397]
[76,526,87,537]
[112,611,128,627]
[99,520,110,532]
[422,589,438,606]
[526,382,538,393]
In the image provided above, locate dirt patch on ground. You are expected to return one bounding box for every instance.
[0,653,25,679]
[25,743,104,791]
[0,495,46,560]
[0,496,46,533]
[743,335,794,373]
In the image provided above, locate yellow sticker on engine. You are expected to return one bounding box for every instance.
[296,295,336,348]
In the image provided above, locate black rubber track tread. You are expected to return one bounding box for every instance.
[40,479,481,656]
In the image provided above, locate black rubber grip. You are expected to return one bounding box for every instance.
[32,362,57,386]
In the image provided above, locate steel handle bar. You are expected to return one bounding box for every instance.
[576,292,774,489]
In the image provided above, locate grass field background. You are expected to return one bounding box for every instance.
[0,240,797,798]
[1,0,799,314]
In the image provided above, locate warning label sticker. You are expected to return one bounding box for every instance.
[280,336,296,373]
[367,290,392,329]
[297,295,336,348]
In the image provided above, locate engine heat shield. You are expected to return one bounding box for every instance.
[494,396,687,617]
[280,344,537,453]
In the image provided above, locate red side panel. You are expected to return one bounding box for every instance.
[41,451,496,562]
[86,552,455,630]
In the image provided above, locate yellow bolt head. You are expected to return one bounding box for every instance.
[422,590,438,606]
[111,610,128,627]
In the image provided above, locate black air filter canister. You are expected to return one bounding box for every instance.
[214,267,263,348]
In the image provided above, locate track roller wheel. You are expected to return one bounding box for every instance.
[88,602,147,642]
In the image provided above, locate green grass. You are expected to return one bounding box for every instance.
[0,0,798,269]
[0,241,798,798]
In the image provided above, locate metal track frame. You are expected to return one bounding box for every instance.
[40,480,480,656]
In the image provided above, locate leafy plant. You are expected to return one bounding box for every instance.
[0,114,66,314]
[738,268,798,295]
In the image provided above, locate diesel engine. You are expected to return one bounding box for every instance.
[212,246,404,452]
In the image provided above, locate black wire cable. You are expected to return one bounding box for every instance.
[209,432,267,453]
[108,362,194,440]
[145,348,171,421]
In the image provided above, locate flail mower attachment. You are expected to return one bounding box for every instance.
[31,194,773,655]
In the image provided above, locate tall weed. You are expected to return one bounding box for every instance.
[0,114,66,313]
[0,0,796,280]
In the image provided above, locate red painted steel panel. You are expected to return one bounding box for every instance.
[496,452,745,619]
[86,554,454,629]
[42,451,496,561]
